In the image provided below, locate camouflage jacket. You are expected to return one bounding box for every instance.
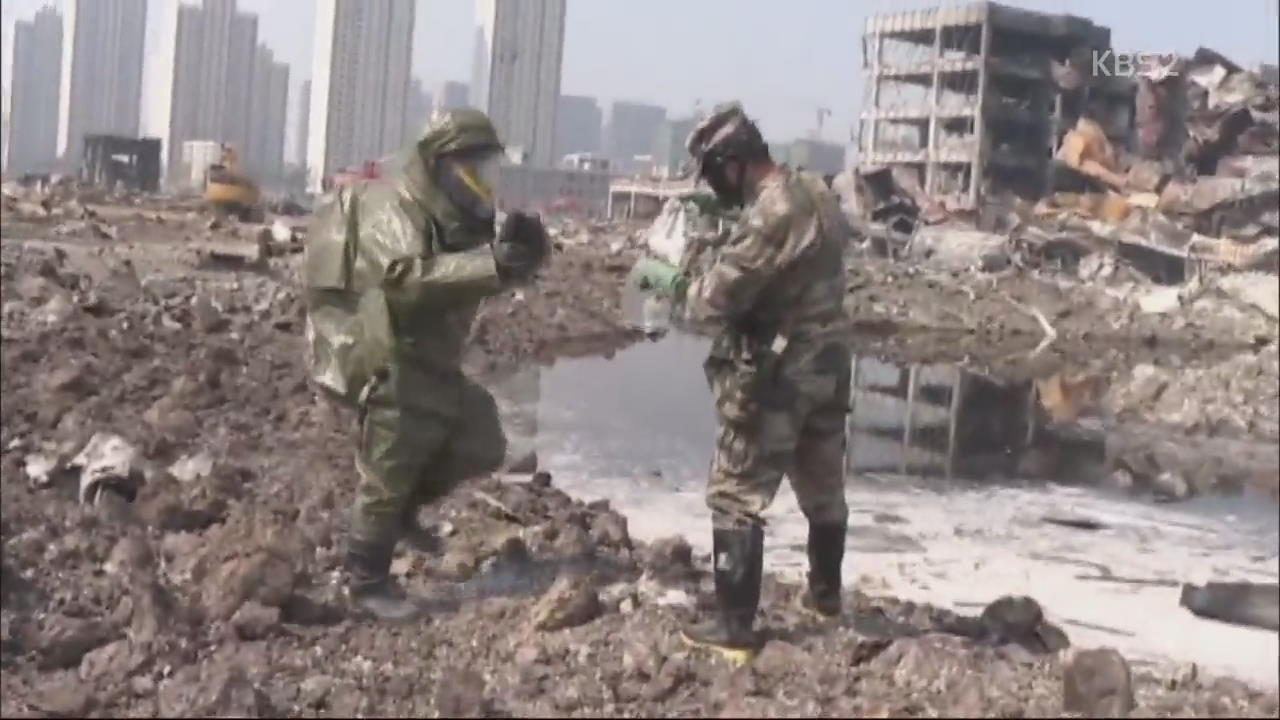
[303,149,503,402]
[680,168,849,362]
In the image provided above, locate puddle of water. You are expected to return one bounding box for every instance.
[486,334,1280,689]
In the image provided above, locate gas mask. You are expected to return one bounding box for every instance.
[434,151,501,224]
[700,153,746,209]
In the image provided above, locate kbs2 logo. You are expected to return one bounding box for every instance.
[1090,50,1181,78]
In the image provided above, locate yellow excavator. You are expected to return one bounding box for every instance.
[204,144,262,222]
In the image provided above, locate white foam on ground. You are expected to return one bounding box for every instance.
[543,459,1280,690]
[512,336,1279,689]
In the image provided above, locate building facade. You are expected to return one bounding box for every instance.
[652,116,699,179]
[860,2,1126,208]
[6,7,63,175]
[245,46,289,183]
[145,0,261,182]
[308,0,416,192]
[435,81,470,112]
[56,0,148,170]
[404,77,433,143]
[472,0,566,167]
[555,94,602,161]
[787,138,847,176]
[494,164,610,219]
[293,79,311,168]
[604,101,665,176]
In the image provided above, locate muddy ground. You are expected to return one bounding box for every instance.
[1,206,1278,717]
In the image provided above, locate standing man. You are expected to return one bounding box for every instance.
[304,109,549,621]
[633,103,853,661]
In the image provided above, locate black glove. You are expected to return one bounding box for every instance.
[494,211,549,281]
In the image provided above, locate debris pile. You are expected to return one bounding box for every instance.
[837,46,1280,289]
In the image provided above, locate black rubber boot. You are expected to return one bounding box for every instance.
[681,525,764,664]
[801,522,846,619]
[399,504,442,554]
[346,535,421,622]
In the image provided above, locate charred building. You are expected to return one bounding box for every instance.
[859,1,1134,209]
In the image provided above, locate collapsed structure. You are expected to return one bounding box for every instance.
[859,1,1132,210]
[79,135,161,194]
[847,1,1279,285]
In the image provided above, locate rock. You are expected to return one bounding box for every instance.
[530,470,553,488]
[438,550,478,580]
[37,615,115,670]
[299,675,334,708]
[230,600,280,640]
[753,640,809,676]
[105,533,157,578]
[192,295,227,333]
[30,678,95,717]
[131,675,157,697]
[1152,470,1193,502]
[1108,467,1136,492]
[599,582,638,613]
[204,551,296,620]
[552,524,595,559]
[590,509,631,550]
[1125,363,1170,405]
[435,669,490,717]
[979,595,1069,652]
[90,222,118,241]
[506,451,539,474]
[645,535,695,581]
[530,574,602,632]
[78,639,137,681]
[37,293,77,325]
[1062,647,1135,717]
[169,665,271,717]
[1165,662,1199,690]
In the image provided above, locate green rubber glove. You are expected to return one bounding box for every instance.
[629,257,687,296]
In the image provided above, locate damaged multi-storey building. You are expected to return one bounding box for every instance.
[858,1,1134,209]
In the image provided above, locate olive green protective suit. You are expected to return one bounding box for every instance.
[303,110,510,549]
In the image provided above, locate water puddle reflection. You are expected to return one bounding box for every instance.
[484,333,1279,688]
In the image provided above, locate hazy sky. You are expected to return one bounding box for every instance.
[4,0,1278,154]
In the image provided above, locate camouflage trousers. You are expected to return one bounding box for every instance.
[703,338,852,530]
[348,361,507,545]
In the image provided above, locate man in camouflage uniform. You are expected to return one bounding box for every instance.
[633,103,852,661]
[304,109,549,621]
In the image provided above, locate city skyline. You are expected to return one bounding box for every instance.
[307,0,415,191]
[9,0,1275,157]
[472,0,566,167]
[3,0,1278,179]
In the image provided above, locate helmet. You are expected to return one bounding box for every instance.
[684,102,769,207]
[685,102,768,170]
[418,108,504,159]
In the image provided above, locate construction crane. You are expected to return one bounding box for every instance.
[815,107,832,137]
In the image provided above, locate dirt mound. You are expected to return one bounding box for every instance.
[2,227,1277,717]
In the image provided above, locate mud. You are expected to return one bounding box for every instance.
[2,208,1278,717]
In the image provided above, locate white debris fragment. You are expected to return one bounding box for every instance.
[169,451,214,483]
[1137,286,1183,315]
[24,453,59,487]
[653,588,695,609]
[270,219,294,244]
[69,432,141,505]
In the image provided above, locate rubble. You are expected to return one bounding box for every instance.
[3,45,1279,714]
